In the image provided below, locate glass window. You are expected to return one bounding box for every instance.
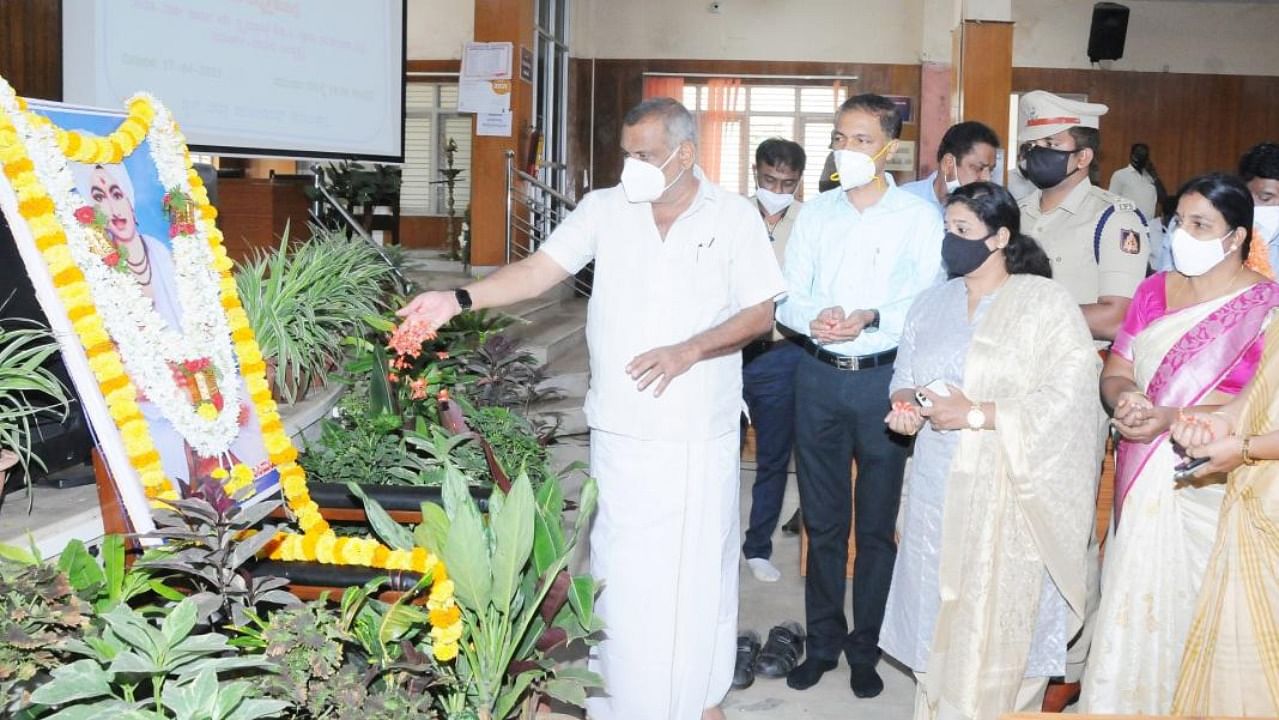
[402,83,472,216]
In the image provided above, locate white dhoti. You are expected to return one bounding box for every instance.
[585,429,739,720]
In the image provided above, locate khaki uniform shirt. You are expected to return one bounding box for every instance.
[1019,178,1150,307]
[751,197,802,340]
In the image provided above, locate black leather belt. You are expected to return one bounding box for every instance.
[800,337,897,371]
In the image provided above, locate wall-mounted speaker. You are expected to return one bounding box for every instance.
[1088,2,1130,64]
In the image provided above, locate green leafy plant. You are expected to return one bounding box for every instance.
[413,466,602,719]
[139,477,299,627]
[0,310,71,497]
[57,536,181,615]
[0,551,90,714]
[235,225,396,403]
[29,597,286,719]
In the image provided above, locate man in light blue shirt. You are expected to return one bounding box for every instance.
[900,120,1001,212]
[777,93,943,700]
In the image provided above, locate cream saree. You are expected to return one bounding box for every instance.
[1173,319,1279,717]
[917,275,1106,720]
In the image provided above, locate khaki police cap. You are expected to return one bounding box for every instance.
[1018,90,1109,143]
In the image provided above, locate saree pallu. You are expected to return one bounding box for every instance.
[918,275,1105,720]
[1173,319,1279,717]
[1081,284,1278,714]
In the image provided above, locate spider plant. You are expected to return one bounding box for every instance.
[0,312,70,497]
[236,224,396,404]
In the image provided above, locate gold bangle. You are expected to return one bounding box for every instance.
[1241,435,1258,466]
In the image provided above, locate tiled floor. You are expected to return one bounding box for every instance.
[548,436,919,719]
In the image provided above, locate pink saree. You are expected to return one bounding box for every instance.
[1111,274,1279,524]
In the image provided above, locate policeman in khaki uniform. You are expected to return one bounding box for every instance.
[1016,90,1149,712]
[1018,90,1149,342]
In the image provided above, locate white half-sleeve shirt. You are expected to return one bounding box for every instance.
[538,167,786,441]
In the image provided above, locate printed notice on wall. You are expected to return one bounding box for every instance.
[477,110,513,137]
[461,42,513,80]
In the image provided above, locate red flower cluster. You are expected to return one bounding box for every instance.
[168,222,197,238]
[103,251,120,267]
[74,205,96,224]
[387,316,437,358]
[182,358,211,373]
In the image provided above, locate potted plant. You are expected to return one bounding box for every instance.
[0,313,70,496]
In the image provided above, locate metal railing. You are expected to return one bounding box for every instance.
[504,150,591,296]
[309,180,409,295]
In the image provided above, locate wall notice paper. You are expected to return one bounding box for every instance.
[459,79,512,114]
[477,110,513,137]
[462,42,513,80]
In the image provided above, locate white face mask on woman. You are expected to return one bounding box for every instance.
[620,146,684,203]
[1170,227,1238,277]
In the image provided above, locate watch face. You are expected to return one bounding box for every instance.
[966,407,985,429]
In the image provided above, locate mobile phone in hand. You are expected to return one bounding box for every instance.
[915,379,952,408]
[1173,456,1209,481]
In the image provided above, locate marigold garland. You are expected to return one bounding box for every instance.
[0,78,462,661]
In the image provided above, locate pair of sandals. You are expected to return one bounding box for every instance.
[732,622,805,690]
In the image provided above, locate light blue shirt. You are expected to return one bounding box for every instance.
[899,170,943,212]
[777,184,944,356]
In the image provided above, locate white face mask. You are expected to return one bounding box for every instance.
[620,146,683,203]
[1255,204,1279,243]
[833,149,877,191]
[944,171,961,194]
[1171,227,1237,277]
[755,187,795,216]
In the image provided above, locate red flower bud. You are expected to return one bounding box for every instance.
[103,251,119,267]
[75,206,96,224]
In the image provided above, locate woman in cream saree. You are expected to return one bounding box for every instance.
[1170,319,1279,717]
[1081,174,1279,714]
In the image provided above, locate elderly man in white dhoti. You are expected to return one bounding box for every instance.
[398,97,786,719]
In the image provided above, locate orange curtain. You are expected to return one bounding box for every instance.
[643,76,685,100]
[698,78,741,184]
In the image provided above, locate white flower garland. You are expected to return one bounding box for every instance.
[1,88,243,457]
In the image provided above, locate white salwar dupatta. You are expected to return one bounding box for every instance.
[918,275,1105,720]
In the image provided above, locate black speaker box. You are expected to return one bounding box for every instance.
[1088,2,1130,63]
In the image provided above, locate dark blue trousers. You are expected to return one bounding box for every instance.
[741,340,803,560]
[793,353,909,666]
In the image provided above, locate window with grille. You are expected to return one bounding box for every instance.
[681,83,849,200]
[402,83,473,217]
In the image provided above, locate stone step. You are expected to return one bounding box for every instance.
[530,394,588,438]
[537,343,589,398]
[508,298,587,367]
[504,294,566,325]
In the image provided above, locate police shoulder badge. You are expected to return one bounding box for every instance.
[1119,228,1142,255]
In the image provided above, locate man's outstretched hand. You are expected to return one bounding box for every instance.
[397,290,463,330]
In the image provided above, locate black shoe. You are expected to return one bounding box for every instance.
[781,508,801,536]
[731,631,761,690]
[754,621,805,678]
[849,663,883,698]
[786,657,836,690]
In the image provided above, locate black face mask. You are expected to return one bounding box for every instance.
[1024,146,1078,189]
[942,231,996,278]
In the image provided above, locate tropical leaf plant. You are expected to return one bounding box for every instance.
[353,462,603,720]
[0,309,71,497]
[28,597,286,719]
[138,477,299,627]
[235,224,396,404]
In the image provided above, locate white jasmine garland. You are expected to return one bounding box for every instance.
[2,90,243,457]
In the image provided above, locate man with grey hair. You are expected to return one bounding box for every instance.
[398,96,786,719]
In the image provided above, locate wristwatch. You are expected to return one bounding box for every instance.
[863,309,881,333]
[966,403,986,430]
[454,288,473,311]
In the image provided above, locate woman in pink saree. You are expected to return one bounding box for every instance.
[1081,173,1279,714]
